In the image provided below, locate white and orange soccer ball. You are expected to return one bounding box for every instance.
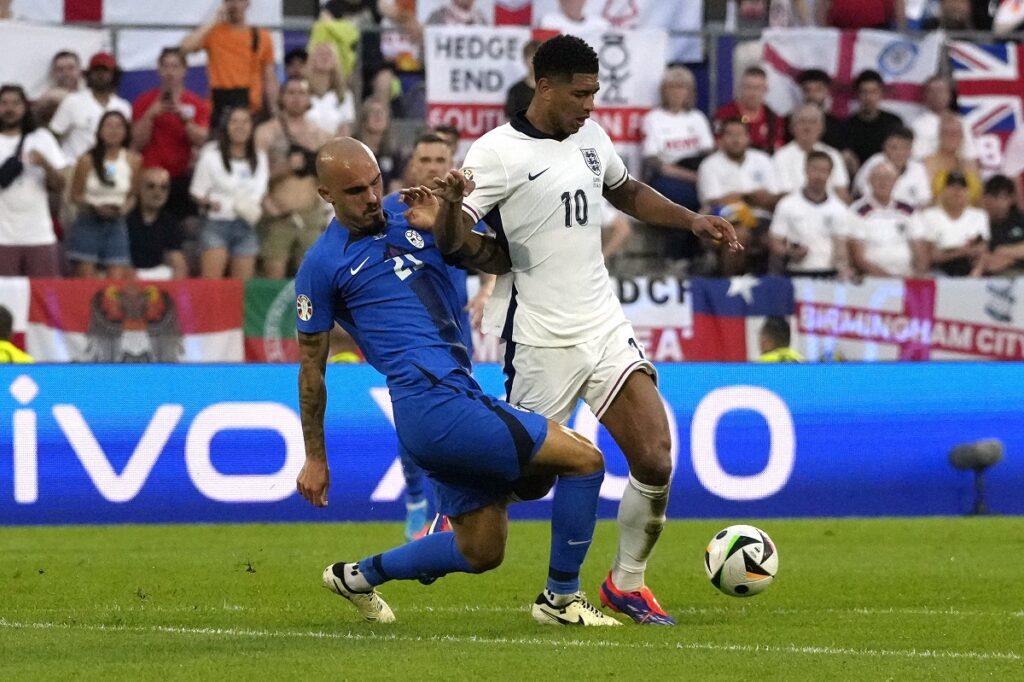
[704,525,779,597]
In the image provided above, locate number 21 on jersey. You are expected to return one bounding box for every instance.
[560,189,589,227]
[392,253,424,280]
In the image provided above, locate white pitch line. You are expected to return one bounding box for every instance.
[6,603,1023,619]
[0,619,1019,663]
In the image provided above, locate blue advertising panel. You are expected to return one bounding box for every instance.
[1,363,1021,525]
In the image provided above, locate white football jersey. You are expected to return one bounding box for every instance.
[462,115,630,347]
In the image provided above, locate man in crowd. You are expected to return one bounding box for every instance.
[132,47,210,221]
[788,69,845,150]
[255,77,333,279]
[698,117,781,274]
[34,50,83,127]
[181,0,278,126]
[847,161,925,277]
[714,66,785,154]
[854,127,932,208]
[773,103,850,202]
[769,150,851,278]
[0,85,66,277]
[842,69,904,173]
[978,174,1024,275]
[126,167,188,279]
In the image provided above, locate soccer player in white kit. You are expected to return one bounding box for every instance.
[432,35,741,625]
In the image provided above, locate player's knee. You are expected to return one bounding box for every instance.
[573,438,604,475]
[628,437,672,485]
[461,540,505,573]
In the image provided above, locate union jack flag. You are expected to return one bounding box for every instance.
[949,41,1024,169]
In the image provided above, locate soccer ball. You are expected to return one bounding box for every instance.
[704,525,779,597]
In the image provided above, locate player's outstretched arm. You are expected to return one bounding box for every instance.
[432,170,511,275]
[604,176,743,251]
[297,330,331,508]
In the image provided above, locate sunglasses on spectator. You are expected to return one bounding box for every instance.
[144,182,171,190]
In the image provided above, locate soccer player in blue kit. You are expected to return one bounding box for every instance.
[294,137,619,625]
[383,132,496,541]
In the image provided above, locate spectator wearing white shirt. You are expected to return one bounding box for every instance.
[769,150,851,278]
[539,0,610,33]
[49,52,132,166]
[915,171,989,277]
[305,43,356,137]
[697,117,781,274]
[0,85,67,277]
[34,50,84,127]
[854,127,932,208]
[697,118,780,211]
[910,75,977,161]
[642,66,714,212]
[848,161,927,278]
[190,107,268,281]
[772,103,850,203]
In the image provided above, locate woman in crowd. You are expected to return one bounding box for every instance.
[189,107,268,280]
[641,65,714,261]
[67,111,140,278]
[306,42,357,137]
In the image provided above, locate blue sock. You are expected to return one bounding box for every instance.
[357,532,476,586]
[547,470,604,594]
[399,444,428,505]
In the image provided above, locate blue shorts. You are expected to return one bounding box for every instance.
[201,218,259,257]
[393,372,549,518]
[66,211,131,266]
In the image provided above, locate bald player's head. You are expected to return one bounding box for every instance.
[317,137,385,233]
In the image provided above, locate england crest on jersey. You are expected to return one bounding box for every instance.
[580,148,601,176]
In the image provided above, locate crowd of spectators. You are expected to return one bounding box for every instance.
[1,0,1023,284]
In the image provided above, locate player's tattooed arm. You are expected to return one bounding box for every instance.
[431,170,511,275]
[605,176,743,251]
[297,330,330,507]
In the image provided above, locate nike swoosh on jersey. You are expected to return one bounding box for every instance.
[567,539,591,546]
[349,256,371,275]
[528,168,550,181]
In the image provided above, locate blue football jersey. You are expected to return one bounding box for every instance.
[295,214,471,395]
[381,192,473,352]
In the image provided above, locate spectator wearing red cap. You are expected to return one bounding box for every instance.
[132,47,210,220]
[50,52,132,167]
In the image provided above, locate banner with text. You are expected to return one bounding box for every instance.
[2,363,1020,525]
[793,276,1024,361]
[424,25,666,171]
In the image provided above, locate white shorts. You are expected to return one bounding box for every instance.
[503,320,657,425]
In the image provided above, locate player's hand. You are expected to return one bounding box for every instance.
[432,169,475,204]
[297,458,330,508]
[691,214,743,252]
[399,184,440,230]
[466,289,490,330]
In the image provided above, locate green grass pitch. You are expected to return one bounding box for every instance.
[1,518,1021,680]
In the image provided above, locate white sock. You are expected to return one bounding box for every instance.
[611,475,668,591]
[544,588,575,607]
[340,562,372,593]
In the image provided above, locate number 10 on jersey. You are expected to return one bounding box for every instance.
[560,190,589,227]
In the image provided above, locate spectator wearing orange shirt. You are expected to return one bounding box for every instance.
[180,0,278,128]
